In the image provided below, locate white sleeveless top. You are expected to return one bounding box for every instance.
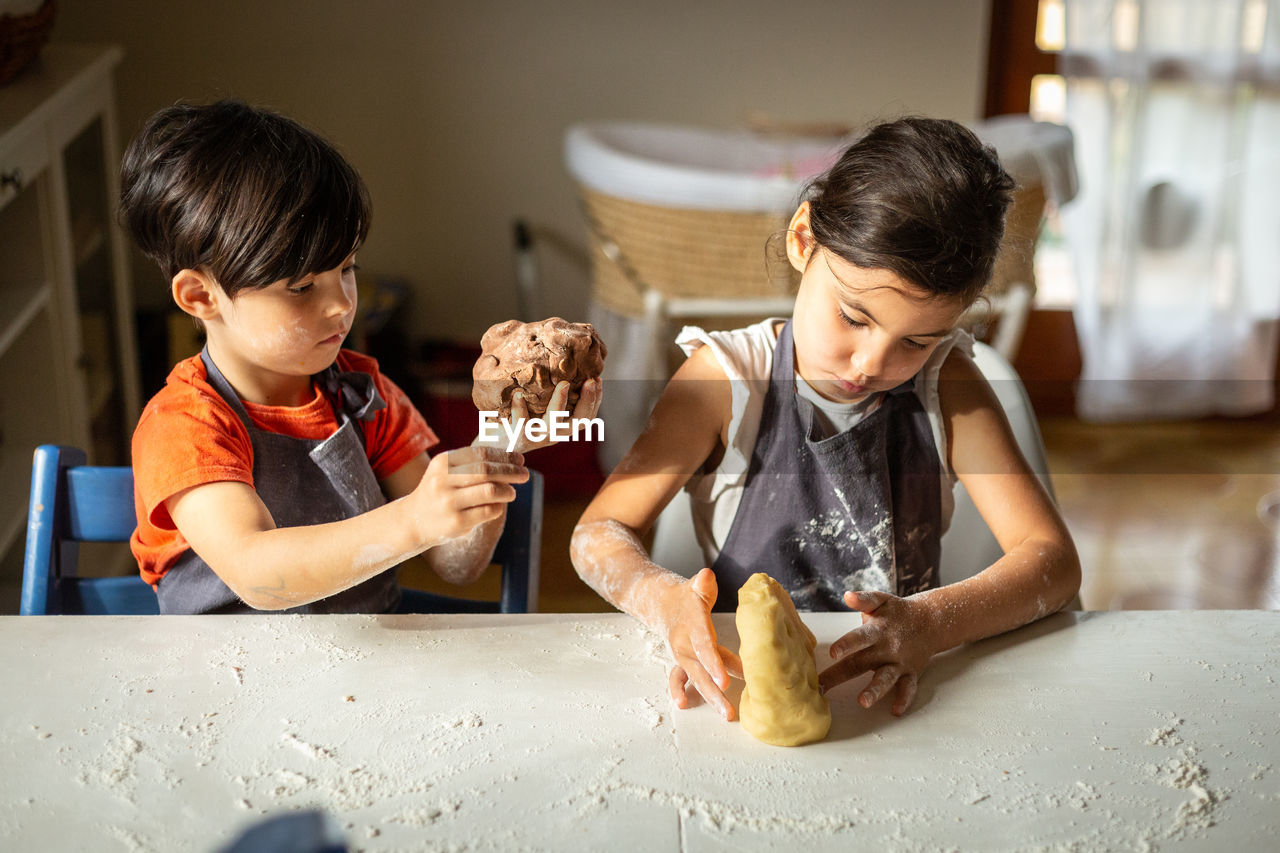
[675,318,972,566]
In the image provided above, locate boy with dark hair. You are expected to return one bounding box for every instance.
[122,100,596,614]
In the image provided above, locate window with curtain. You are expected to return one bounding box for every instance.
[1055,0,1280,420]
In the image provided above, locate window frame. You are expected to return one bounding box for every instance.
[984,0,1058,116]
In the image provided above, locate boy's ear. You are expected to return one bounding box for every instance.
[171,269,222,320]
[786,201,815,273]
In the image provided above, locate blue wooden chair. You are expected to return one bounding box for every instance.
[397,471,543,614]
[21,445,543,615]
[21,445,158,615]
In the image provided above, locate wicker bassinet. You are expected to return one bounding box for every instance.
[579,188,799,317]
[566,121,1061,321]
[565,122,843,318]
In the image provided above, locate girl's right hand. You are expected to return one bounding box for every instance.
[660,568,744,721]
[408,445,528,546]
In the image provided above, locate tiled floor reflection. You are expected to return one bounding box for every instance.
[1041,417,1280,611]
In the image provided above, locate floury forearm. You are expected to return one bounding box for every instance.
[570,519,686,631]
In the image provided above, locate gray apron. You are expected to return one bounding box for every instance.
[156,347,401,614]
[710,321,942,611]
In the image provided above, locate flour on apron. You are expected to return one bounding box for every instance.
[710,322,942,611]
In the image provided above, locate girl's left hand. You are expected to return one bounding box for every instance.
[817,590,937,716]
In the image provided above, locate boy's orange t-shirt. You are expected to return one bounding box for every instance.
[130,349,438,587]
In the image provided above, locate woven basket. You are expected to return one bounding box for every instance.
[988,183,1045,299]
[0,0,55,87]
[579,187,800,318]
[580,179,1043,320]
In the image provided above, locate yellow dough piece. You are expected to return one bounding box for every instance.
[735,573,831,746]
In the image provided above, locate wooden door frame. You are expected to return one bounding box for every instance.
[984,0,1082,415]
[984,0,1057,117]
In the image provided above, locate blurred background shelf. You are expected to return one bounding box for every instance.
[0,43,140,609]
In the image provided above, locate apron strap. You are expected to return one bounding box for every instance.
[200,346,387,450]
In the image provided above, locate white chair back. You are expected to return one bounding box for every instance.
[939,341,1054,586]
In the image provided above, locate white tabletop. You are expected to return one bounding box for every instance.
[1,611,1277,851]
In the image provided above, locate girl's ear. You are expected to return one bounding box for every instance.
[171,269,222,321]
[786,201,816,273]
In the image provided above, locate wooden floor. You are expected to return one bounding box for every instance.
[1041,416,1280,611]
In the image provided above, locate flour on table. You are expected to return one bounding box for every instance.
[439,713,483,730]
[206,647,248,685]
[271,769,311,797]
[638,628,671,669]
[104,824,150,853]
[10,612,1272,852]
[559,757,858,838]
[1147,712,1184,747]
[76,728,144,800]
[638,697,664,730]
[1142,711,1225,840]
[381,800,460,828]
[282,731,336,761]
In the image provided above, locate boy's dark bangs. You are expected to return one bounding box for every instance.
[225,141,370,291]
[276,163,370,285]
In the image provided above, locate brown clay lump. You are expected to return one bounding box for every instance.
[472,318,607,420]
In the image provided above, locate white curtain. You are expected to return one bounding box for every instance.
[1061,0,1280,420]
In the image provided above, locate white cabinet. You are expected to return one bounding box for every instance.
[0,44,140,582]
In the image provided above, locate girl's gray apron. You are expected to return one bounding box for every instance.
[156,347,400,614]
[710,321,942,611]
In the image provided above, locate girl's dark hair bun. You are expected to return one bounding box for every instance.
[804,117,1015,304]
